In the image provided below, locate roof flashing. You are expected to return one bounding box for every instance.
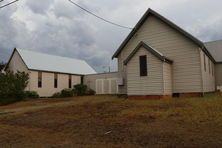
[124,41,173,65]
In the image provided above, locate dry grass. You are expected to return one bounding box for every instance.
[0,94,222,147]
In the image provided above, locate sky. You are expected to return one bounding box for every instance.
[0,0,222,72]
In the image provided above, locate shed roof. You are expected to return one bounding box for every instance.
[124,41,173,65]
[11,48,96,75]
[112,8,215,63]
[205,40,222,63]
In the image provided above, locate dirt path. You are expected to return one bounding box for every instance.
[0,96,103,117]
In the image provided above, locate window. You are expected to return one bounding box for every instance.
[54,73,58,88]
[38,72,42,88]
[208,58,211,74]
[139,55,147,76]
[204,54,206,72]
[81,76,84,84]
[212,62,214,76]
[69,75,72,88]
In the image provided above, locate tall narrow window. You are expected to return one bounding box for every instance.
[81,76,84,84]
[139,55,147,76]
[208,59,211,74]
[69,75,72,88]
[204,54,206,72]
[54,73,58,88]
[38,72,42,88]
[212,62,214,76]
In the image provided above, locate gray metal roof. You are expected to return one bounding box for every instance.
[205,40,222,62]
[15,48,96,75]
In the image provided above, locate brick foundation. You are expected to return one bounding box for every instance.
[174,92,203,98]
[127,92,206,100]
[128,95,172,100]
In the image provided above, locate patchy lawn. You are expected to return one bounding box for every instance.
[0,94,222,147]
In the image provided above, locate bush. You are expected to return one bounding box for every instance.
[0,71,29,104]
[73,84,95,96]
[51,89,73,98]
[25,91,39,98]
[51,92,61,98]
[73,84,87,96]
[61,89,73,97]
[51,85,95,98]
[86,89,96,95]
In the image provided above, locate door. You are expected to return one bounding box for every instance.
[96,78,118,94]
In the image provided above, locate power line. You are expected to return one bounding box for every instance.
[68,0,133,30]
[0,0,19,9]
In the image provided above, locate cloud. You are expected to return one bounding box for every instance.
[26,0,55,14]
[0,0,222,72]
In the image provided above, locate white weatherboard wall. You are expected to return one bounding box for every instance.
[126,47,164,95]
[200,50,215,92]
[163,62,173,95]
[118,15,202,94]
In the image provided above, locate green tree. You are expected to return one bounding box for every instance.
[0,71,29,103]
[0,62,6,71]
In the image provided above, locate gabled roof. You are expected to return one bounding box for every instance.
[204,40,222,63]
[112,8,215,63]
[7,48,96,75]
[124,41,173,65]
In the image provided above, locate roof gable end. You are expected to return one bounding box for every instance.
[112,8,215,63]
[5,48,29,70]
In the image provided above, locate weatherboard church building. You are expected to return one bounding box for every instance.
[5,9,222,98]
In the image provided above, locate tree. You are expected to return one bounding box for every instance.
[0,62,6,71]
[0,71,29,102]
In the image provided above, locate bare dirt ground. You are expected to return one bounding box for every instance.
[0,95,222,148]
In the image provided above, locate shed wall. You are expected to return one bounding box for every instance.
[84,72,120,93]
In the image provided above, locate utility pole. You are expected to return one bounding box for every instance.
[102,66,111,73]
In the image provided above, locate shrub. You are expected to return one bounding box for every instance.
[51,92,61,98]
[73,84,96,96]
[0,71,29,104]
[51,89,73,98]
[73,84,87,96]
[25,91,39,98]
[61,89,73,97]
[86,89,96,95]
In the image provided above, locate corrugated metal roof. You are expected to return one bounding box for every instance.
[16,48,96,75]
[205,40,222,62]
